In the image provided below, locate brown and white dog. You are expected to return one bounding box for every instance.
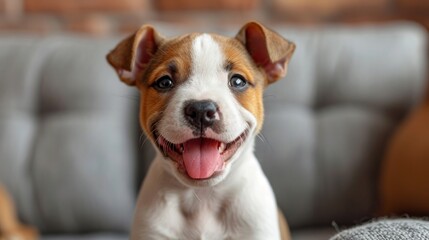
[107,22,295,240]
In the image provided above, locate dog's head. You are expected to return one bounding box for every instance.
[107,22,295,187]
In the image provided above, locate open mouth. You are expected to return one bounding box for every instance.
[153,129,249,180]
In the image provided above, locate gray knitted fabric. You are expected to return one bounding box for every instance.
[331,219,429,240]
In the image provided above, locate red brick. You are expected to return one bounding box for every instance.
[25,0,147,13]
[397,0,429,9]
[114,14,152,34]
[0,0,4,12]
[205,14,268,31]
[2,0,23,20]
[65,15,112,36]
[341,13,429,31]
[272,0,389,19]
[118,16,207,35]
[0,16,59,34]
[154,0,260,11]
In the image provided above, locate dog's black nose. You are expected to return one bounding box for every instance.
[184,100,219,130]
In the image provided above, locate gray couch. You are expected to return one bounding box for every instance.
[0,22,427,240]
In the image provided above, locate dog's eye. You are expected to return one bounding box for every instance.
[229,74,248,91]
[154,76,174,91]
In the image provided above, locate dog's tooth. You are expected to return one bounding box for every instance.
[219,143,226,153]
[174,144,183,153]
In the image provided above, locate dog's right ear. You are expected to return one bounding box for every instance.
[236,22,295,84]
[106,25,164,86]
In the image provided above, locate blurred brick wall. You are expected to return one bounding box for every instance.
[0,0,428,36]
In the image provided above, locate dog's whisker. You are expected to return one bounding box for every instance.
[139,131,148,146]
[260,132,273,151]
[193,192,201,202]
[139,131,151,149]
[139,131,145,142]
[140,127,159,147]
[140,135,153,148]
[256,133,266,143]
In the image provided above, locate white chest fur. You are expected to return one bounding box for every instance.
[131,152,280,240]
[156,189,229,240]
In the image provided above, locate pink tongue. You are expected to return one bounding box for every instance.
[183,138,222,179]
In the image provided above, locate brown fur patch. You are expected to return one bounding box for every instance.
[213,35,266,132]
[135,34,195,135]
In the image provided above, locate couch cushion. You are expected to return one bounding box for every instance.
[0,36,138,233]
[253,22,428,228]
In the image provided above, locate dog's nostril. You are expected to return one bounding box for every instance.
[184,100,218,129]
[205,109,216,119]
[185,107,197,119]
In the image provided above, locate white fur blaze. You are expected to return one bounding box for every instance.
[191,34,224,78]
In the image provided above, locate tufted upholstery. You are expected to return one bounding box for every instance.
[256,23,427,228]
[0,22,427,239]
[0,36,137,233]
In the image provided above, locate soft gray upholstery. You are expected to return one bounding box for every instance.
[257,23,427,228]
[331,219,429,240]
[0,22,427,239]
[0,36,137,233]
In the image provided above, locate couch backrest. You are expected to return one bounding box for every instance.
[0,36,138,233]
[0,22,427,233]
[254,23,427,228]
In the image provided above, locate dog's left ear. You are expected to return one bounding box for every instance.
[236,22,296,84]
[106,25,165,86]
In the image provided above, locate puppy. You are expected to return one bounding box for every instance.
[107,22,295,240]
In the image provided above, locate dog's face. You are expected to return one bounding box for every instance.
[107,22,295,187]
